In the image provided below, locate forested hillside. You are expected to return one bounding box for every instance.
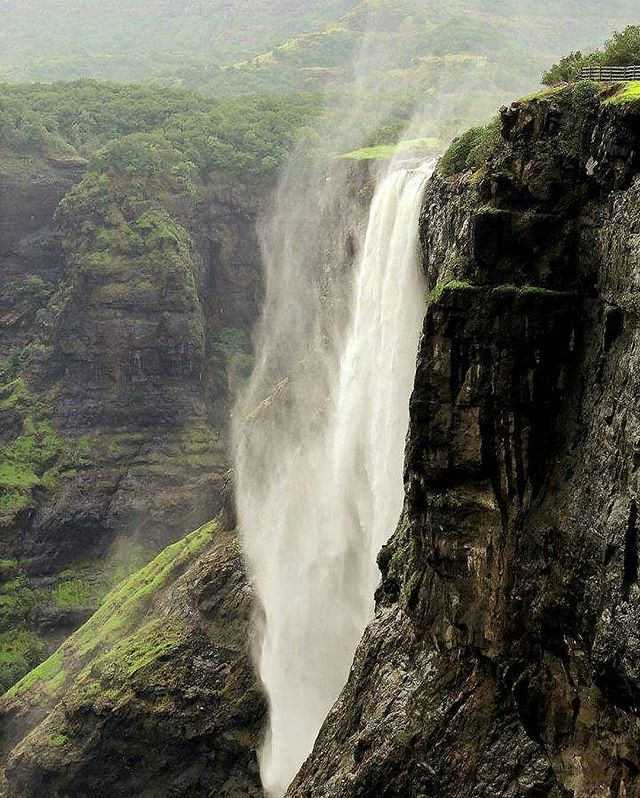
[1,0,638,98]
[0,80,327,694]
[0,0,355,81]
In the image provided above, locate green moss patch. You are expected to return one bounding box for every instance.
[429,281,573,305]
[605,81,640,106]
[339,137,441,161]
[9,650,65,698]
[51,578,94,610]
[0,379,90,523]
[8,519,217,699]
[439,120,500,177]
[48,734,69,748]
[0,378,27,412]
[85,616,184,690]
[429,280,475,303]
[518,85,567,103]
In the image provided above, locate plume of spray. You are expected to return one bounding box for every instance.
[232,13,524,797]
[234,156,431,796]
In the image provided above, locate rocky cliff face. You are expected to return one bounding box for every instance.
[0,514,265,798]
[0,150,266,689]
[8,82,640,798]
[289,84,640,797]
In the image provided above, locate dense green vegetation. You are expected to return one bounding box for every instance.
[543,25,640,85]
[0,82,324,178]
[439,119,501,177]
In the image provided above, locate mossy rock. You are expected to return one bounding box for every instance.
[0,378,90,525]
[6,519,217,702]
[0,519,265,798]
[439,119,501,177]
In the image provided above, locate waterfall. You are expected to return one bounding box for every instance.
[233,159,433,797]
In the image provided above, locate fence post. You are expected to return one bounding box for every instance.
[577,65,640,82]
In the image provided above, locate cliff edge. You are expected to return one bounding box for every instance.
[289,81,640,798]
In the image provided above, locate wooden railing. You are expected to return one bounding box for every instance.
[578,65,640,82]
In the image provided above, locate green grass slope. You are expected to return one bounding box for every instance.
[5,519,217,704]
[0,517,265,797]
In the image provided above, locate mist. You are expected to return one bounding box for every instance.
[226,1,640,794]
[2,0,640,795]
[233,152,432,796]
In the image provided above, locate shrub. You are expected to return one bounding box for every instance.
[542,52,588,86]
[0,629,46,693]
[600,26,640,67]
[439,118,500,176]
[543,25,640,86]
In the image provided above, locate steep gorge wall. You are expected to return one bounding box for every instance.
[0,152,266,686]
[289,86,640,797]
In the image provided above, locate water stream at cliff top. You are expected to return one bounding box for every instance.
[233,159,432,797]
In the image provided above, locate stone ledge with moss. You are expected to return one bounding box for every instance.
[0,517,265,797]
[436,79,640,194]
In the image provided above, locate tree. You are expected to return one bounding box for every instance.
[600,26,640,66]
[542,51,587,86]
[542,26,640,86]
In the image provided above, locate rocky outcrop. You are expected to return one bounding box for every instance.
[0,517,265,797]
[0,151,266,689]
[0,154,86,357]
[289,85,640,797]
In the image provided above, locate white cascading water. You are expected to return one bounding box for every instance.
[234,159,433,797]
